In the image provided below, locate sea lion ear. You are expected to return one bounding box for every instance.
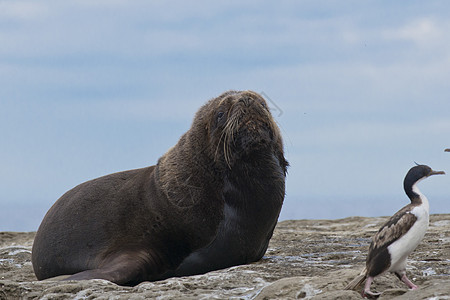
[279,152,289,175]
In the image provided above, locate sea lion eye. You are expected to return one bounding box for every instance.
[259,99,269,111]
[217,111,224,121]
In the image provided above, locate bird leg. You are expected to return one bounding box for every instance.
[400,274,418,290]
[394,271,418,290]
[362,276,381,298]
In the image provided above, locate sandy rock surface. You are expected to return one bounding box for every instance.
[1,214,449,299]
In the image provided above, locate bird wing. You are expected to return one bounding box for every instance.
[366,205,417,268]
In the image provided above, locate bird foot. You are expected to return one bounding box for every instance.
[400,274,418,290]
[362,289,381,299]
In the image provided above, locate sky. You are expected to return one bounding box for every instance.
[1,1,450,231]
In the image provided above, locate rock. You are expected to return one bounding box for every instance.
[253,271,362,300]
[1,214,449,299]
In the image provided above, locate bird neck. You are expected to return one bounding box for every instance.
[408,181,429,210]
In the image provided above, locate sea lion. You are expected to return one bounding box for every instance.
[32,90,288,286]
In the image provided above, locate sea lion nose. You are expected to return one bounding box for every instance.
[238,92,268,110]
[238,96,252,106]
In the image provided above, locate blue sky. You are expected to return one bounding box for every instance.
[1,1,449,231]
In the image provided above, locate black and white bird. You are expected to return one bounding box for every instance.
[345,164,445,298]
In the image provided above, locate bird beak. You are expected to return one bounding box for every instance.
[430,170,445,176]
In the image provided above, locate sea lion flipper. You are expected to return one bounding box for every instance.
[64,251,153,286]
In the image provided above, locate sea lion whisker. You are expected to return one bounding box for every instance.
[214,129,227,162]
[223,114,241,168]
[223,129,232,169]
[230,117,239,143]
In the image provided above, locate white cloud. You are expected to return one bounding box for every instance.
[383,18,445,46]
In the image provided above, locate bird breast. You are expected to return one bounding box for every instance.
[387,203,429,272]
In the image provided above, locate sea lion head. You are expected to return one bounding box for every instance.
[157,90,288,207]
[196,90,288,172]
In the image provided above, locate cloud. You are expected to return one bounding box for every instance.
[383,18,444,46]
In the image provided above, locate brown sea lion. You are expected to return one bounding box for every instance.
[31,90,288,286]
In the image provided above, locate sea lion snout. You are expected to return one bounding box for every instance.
[223,96,276,158]
[210,91,281,168]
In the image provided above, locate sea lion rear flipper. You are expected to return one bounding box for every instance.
[42,275,72,282]
[63,251,154,286]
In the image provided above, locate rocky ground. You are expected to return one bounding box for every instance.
[1,214,449,299]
